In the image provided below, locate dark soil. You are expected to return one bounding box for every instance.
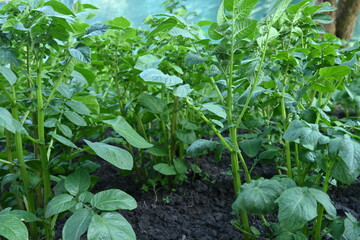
[90,153,360,240]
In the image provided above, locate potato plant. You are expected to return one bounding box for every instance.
[0,0,359,239]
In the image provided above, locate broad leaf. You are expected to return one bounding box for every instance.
[66,100,91,116]
[187,139,217,156]
[153,163,177,175]
[265,0,292,24]
[65,169,91,196]
[104,17,131,28]
[169,27,195,39]
[64,110,87,126]
[49,132,79,149]
[173,84,193,98]
[202,103,226,119]
[87,213,136,240]
[184,52,207,65]
[0,213,28,240]
[69,44,91,63]
[234,19,257,39]
[45,194,76,218]
[140,68,183,87]
[104,117,153,149]
[239,138,262,157]
[91,189,137,211]
[84,140,133,170]
[137,93,167,115]
[308,188,336,217]
[134,54,163,71]
[283,120,328,150]
[10,210,41,222]
[276,187,317,231]
[84,23,109,38]
[44,1,74,15]
[319,66,351,80]
[62,209,93,240]
[0,108,26,134]
[233,178,285,215]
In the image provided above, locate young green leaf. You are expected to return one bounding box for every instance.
[65,169,91,196]
[202,103,227,119]
[184,52,207,65]
[104,17,131,28]
[58,124,73,138]
[137,93,167,114]
[84,140,133,170]
[69,44,91,64]
[187,139,217,156]
[140,68,183,87]
[153,163,177,175]
[173,84,193,98]
[45,194,77,218]
[0,213,28,240]
[134,54,163,71]
[66,100,91,116]
[44,0,75,16]
[0,108,27,134]
[84,23,110,38]
[239,138,262,157]
[91,189,137,211]
[319,65,351,80]
[104,117,153,149]
[234,19,257,39]
[10,210,41,223]
[265,0,292,24]
[62,208,93,240]
[308,188,336,217]
[87,213,136,240]
[64,111,87,126]
[0,66,17,85]
[49,132,79,149]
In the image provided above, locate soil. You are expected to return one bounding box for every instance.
[89,153,360,240]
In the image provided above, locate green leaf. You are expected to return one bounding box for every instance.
[56,83,72,98]
[0,66,17,85]
[104,116,153,149]
[44,118,58,128]
[275,187,318,231]
[232,178,285,215]
[84,140,133,170]
[62,208,93,240]
[58,124,72,138]
[313,14,333,24]
[276,231,307,240]
[45,194,76,218]
[153,163,177,175]
[184,52,207,65]
[176,130,196,145]
[283,120,328,150]
[208,22,223,40]
[64,111,87,126]
[84,23,109,38]
[65,169,90,196]
[49,132,79,149]
[72,95,100,115]
[134,54,163,71]
[91,189,136,211]
[234,19,257,39]
[10,210,40,222]
[0,213,28,240]
[87,213,136,240]
[69,44,91,64]
[140,68,183,87]
[217,1,227,26]
[168,27,195,39]
[239,138,262,157]
[44,0,75,16]
[319,66,351,80]
[173,84,193,98]
[265,0,292,24]
[66,100,91,116]
[202,103,226,119]
[329,135,360,184]
[144,144,168,157]
[137,93,167,115]
[0,108,27,134]
[308,188,336,217]
[187,139,217,156]
[104,17,131,28]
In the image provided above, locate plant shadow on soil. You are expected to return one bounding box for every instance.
[87,152,360,240]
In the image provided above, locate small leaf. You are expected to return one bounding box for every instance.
[140,68,183,87]
[0,66,17,85]
[58,124,72,138]
[137,93,166,114]
[87,213,136,240]
[64,111,87,126]
[62,208,93,240]
[49,132,79,149]
[84,140,133,170]
[104,117,153,149]
[0,213,28,240]
[45,194,76,218]
[184,52,207,65]
[153,163,177,175]
[187,139,217,156]
[65,169,91,196]
[69,44,91,64]
[173,84,193,98]
[91,189,137,211]
[202,103,226,119]
[134,54,163,71]
[66,100,91,116]
[84,23,109,38]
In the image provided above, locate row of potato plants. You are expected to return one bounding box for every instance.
[0,0,359,239]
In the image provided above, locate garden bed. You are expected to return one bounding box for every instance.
[91,154,360,240]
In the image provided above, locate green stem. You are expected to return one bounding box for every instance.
[314,160,335,240]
